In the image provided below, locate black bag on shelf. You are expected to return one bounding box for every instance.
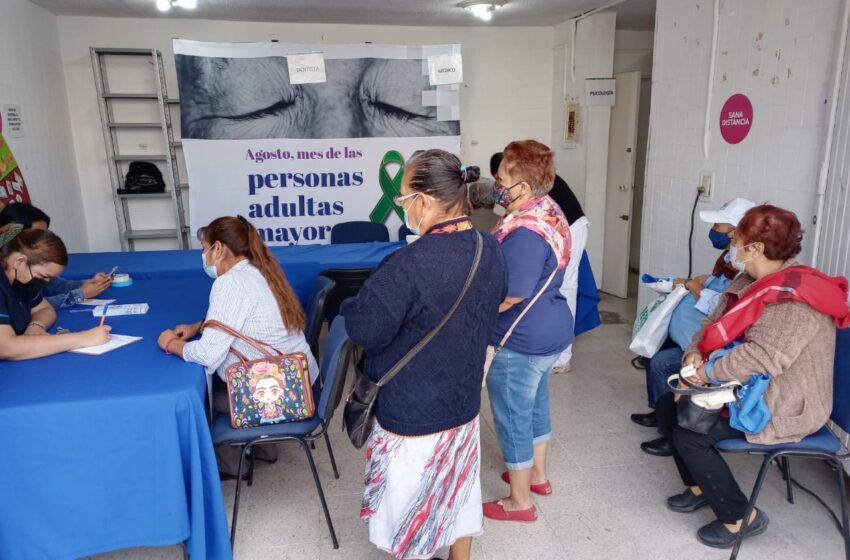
[118,161,166,194]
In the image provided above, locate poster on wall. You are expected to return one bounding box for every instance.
[173,39,462,246]
[719,93,753,145]
[0,113,31,206]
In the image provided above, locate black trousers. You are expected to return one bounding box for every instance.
[655,392,750,523]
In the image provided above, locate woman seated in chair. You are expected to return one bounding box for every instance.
[158,215,317,478]
[0,225,111,359]
[655,205,850,549]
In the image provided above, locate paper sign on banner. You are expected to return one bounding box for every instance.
[2,105,23,138]
[585,78,616,107]
[427,54,463,86]
[287,53,327,84]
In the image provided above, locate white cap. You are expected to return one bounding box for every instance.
[699,198,757,227]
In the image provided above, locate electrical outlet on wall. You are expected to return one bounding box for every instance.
[699,172,714,201]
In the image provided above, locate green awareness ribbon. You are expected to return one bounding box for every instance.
[369,150,406,223]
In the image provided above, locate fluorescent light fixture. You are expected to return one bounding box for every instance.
[155,0,198,11]
[458,1,506,21]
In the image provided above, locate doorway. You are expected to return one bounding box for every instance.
[599,24,654,316]
[602,70,641,299]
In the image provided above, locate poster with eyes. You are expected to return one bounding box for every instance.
[0,114,31,206]
[173,40,462,246]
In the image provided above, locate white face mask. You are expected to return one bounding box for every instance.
[396,192,430,235]
[729,243,756,273]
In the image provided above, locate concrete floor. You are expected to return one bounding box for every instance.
[89,289,847,560]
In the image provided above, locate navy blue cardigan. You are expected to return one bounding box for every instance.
[341,224,506,436]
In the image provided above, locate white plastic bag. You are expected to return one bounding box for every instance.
[629,285,689,358]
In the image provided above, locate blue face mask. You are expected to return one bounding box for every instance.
[201,249,218,279]
[708,229,731,250]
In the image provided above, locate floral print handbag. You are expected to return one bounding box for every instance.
[204,320,315,428]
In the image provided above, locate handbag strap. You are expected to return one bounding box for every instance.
[493,266,559,352]
[666,370,741,396]
[375,230,484,388]
[202,319,284,360]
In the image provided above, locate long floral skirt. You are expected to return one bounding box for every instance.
[361,416,483,560]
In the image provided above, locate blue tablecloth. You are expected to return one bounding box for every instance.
[0,278,230,560]
[0,242,404,559]
[63,242,404,306]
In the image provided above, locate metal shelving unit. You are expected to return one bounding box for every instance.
[90,47,188,251]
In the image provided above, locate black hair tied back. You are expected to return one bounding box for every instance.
[460,164,481,184]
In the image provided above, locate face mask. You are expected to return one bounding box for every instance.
[400,193,425,235]
[708,229,731,250]
[201,248,218,279]
[12,265,49,296]
[494,182,523,209]
[728,243,755,273]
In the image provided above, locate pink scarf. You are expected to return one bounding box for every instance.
[492,195,571,269]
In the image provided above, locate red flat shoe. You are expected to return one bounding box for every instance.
[482,500,538,522]
[500,471,552,495]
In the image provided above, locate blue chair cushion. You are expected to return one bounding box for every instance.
[211,413,321,445]
[716,426,841,454]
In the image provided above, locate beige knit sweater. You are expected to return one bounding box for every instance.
[686,260,836,445]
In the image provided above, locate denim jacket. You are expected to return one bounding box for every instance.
[43,276,84,308]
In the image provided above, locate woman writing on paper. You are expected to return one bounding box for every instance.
[0,226,111,360]
[157,215,317,478]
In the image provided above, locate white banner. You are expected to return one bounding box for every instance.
[173,40,462,246]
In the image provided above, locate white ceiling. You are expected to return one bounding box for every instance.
[28,0,656,29]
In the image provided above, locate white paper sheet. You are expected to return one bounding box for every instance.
[70,334,142,356]
[92,304,149,317]
[79,299,116,306]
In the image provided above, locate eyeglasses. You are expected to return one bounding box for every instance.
[393,192,420,207]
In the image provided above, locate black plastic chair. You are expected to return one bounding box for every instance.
[211,317,354,550]
[715,327,850,559]
[398,224,414,239]
[319,267,375,321]
[330,221,389,244]
[304,275,335,363]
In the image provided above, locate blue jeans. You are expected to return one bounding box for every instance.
[486,347,559,470]
[646,346,684,408]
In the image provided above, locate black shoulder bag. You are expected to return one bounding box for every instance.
[343,230,483,448]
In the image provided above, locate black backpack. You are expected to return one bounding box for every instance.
[119,161,166,194]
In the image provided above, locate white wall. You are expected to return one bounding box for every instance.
[638,0,843,309]
[56,16,555,251]
[551,12,617,283]
[0,0,86,251]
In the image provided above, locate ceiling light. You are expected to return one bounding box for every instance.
[458,1,506,22]
[156,0,198,11]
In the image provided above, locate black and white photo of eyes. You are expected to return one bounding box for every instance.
[176,55,460,140]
